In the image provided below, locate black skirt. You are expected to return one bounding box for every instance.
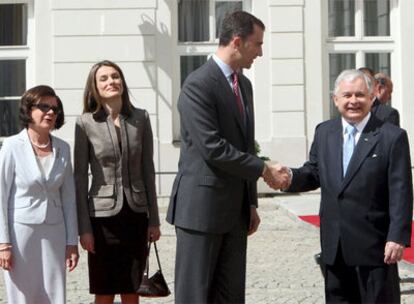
[88,201,148,295]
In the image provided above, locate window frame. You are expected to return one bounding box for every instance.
[0,0,34,139]
[323,0,398,119]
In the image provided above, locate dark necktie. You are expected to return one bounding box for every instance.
[231,72,245,119]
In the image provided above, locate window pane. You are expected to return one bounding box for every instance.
[0,60,26,97]
[329,53,356,118]
[365,53,391,75]
[328,0,355,37]
[178,0,209,42]
[364,0,390,36]
[215,1,243,38]
[0,99,20,136]
[0,4,27,46]
[180,56,207,86]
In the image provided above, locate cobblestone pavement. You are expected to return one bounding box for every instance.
[1,196,414,303]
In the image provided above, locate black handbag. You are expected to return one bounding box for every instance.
[137,242,171,297]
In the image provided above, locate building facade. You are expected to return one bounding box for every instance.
[1,0,414,195]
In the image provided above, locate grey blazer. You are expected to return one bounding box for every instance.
[167,58,264,234]
[74,107,159,235]
[0,129,78,245]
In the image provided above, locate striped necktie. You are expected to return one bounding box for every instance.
[231,72,245,119]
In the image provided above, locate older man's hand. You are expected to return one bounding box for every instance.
[384,241,405,264]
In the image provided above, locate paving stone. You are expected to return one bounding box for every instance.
[0,196,414,303]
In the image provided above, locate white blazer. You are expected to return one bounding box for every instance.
[0,129,78,245]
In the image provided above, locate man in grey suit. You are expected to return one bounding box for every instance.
[167,11,286,304]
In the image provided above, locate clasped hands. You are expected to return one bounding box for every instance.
[262,161,291,190]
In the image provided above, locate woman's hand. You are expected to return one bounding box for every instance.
[147,225,161,242]
[0,243,13,271]
[80,233,95,253]
[65,245,79,272]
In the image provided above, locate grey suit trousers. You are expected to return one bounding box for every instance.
[174,212,248,304]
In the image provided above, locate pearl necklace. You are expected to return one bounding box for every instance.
[30,138,50,149]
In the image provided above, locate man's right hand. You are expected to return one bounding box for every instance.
[262,161,292,190]
[80,233,95,254]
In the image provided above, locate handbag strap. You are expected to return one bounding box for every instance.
[144,242,164,274]
[153,241,163,273]
[144,241,151,275]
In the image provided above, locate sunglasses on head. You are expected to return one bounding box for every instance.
[32,103,60,114]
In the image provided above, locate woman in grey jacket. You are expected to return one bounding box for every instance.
[74,60,160,304]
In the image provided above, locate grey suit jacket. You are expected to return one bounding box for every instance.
[287,115,413,266]
[74,107,159,235]
[167,58,264,234]
[0,129,78,245]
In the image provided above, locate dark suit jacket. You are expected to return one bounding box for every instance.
[167,58,264,234]
[371,98,400,126]
[287,115,413,266]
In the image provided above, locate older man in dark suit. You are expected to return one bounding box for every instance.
[281,69,413,303]
[167,11,286,304]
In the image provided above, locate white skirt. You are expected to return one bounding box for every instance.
[3,221,66,304]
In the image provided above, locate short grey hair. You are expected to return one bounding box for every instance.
[333,69,373,95]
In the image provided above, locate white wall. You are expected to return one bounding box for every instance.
[27,0,414,195]
[255,0,307,170]
[397,1,414,156]
[41,0,164,192]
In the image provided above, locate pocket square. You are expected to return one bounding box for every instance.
[371,154,378,158]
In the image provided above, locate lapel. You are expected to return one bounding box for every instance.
[208,59,247,142]
[20,129,43,184]
[339,115,381,194]
[20,129,60,185]
[326,118,343,193]
[119,114,129,167]
[47,135,60,182]
[105,114,123,162]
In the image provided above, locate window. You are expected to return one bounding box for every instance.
[180,55,207,86]
[329,54,355,118]
[177,0,244,85]
[173,0,248,140]
[325,0,395,118]
[0,1,30,137]
[0,60,25,136]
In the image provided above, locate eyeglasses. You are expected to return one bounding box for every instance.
[32,103,61,114]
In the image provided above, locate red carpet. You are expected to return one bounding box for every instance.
[298,215,414,264]
[299,215,320,227]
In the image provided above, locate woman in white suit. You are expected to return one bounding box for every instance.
[0,85,79,303]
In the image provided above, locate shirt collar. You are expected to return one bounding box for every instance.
[341,112,371,134]
[212,53,234,80]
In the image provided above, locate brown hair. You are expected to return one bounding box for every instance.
[19,85,64,129]
[83,60,133,114]
[218,11,265,46]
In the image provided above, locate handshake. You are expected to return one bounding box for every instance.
[262,161,292,190]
